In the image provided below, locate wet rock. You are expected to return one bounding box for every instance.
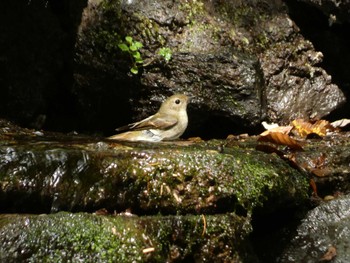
[258,13,345,124]
[0,0,346,136]
[0,121,349,262]
[0,212,256,262]
[0,119,309,214]
[279,194,350,262]
[75,0,264,136]
[75,0,345,136]
[292,133,350,195]
[284,0,350,123]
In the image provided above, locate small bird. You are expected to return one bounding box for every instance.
[109,94,189,142]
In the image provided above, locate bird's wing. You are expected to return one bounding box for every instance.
[131,113,178,130]
[115,113,178,132]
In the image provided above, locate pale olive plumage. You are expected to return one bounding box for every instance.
[109,94,189,142]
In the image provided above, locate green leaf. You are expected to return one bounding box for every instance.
[134,41,143,49]
[118,43,129,52]
[133,51,141,60]
[158,47,172,61]
[135,59,143,64]
[129,44,137,52]
[125,36,133,44]
[130,66,138,74]
[164,52,172,61]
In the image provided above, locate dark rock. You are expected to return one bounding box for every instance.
[0,0,346,137]
[74,0,345,137]
[279,194,350,262]
[285,0,350,123]
[257,12,345,124]
[292,133,350,196]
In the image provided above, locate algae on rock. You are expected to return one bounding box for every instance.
[0,135,309,215]
[0,212,256,262]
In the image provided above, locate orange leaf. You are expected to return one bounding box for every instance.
[258,132,303,150]
[311,168,332,177]
[292,119,332,138]
[320,246,337,261]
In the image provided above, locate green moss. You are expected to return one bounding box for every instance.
[0,213,147,262]
[98,140,309,214]
[0,212,255,262]
[90,0,169,69]
[158,47,172,62]
[179,0,205,24]
[133,13,165,46]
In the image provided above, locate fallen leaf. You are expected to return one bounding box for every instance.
[261,121,279,130]
[94,208,109,215]
[201,214,207,236]
[227,133,249,140]
[258,132,304,150]
[319,245,337,261]
[312,120,332,137]
[323,195,335,201]
[312,153,327,167]
[188,137,204,142]
[260,125,293,136]
[143,247,155,254]
[292,119,333,138]
[311,168,332,177]
[331,118,350,128]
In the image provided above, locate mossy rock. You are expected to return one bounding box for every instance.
[0,212,256,262]
[0,133,309,214]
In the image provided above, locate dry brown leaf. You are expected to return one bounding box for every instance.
[258,132,303,150]
[292,119,313,137]
[331,118,350,128]
[292,119,333,138]
[94,208,109,215]
[311,168,332,177]
[188,137,204,142]
[312,153,327,167]
[227,133,249,140]
[323,195,335,201]
[260,125,293,136]
[312,120,332,136]
[142,247,155,254]
[201,214,207,236]
[261,121,279,130]
[320,246,337,261]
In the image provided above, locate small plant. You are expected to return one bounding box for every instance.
[118,36,143,74]
[158,47,172,62]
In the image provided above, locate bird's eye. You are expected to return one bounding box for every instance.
[175,99,181,104]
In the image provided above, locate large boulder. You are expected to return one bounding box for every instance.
[74,0,345,137]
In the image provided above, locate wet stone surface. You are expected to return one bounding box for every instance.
[0,133,309,215]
